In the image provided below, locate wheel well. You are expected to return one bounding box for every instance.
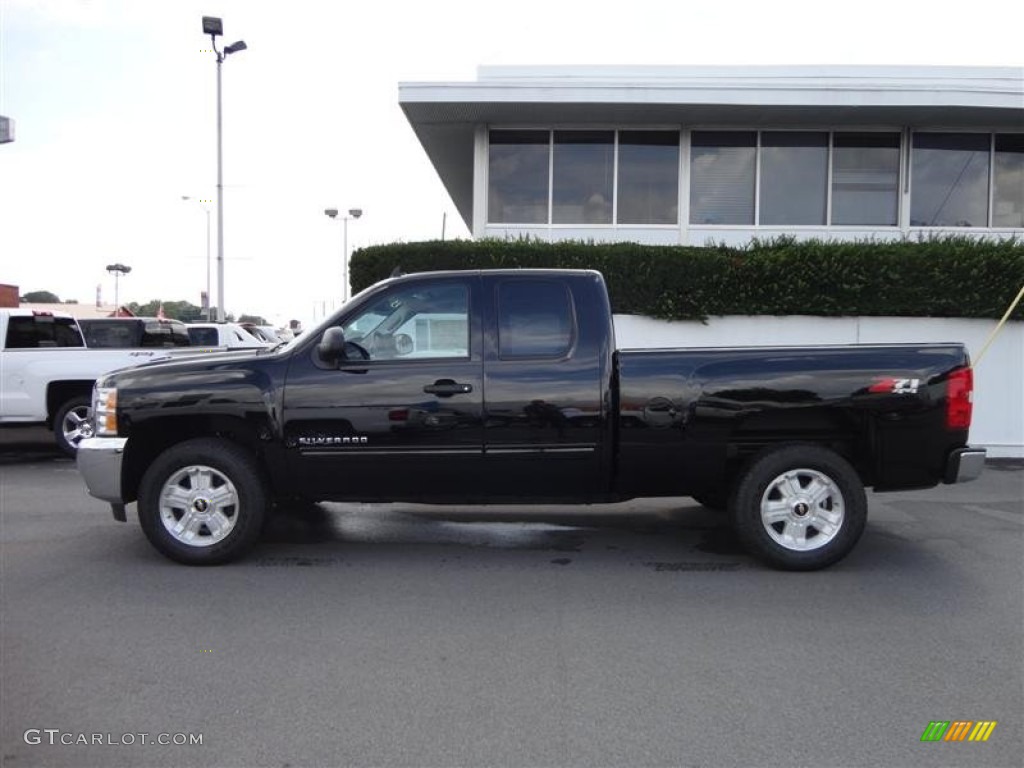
[46,382,93,428]
[121,415,269,504]
[723,408,873,487]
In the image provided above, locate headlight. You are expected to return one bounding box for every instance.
[93,386,118,436]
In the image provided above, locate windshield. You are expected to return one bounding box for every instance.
[275,280,387,355]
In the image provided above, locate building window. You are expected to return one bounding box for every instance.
[487,128,1023,232]
[617,131,679,225]
[488,130,550,224]
[689,131,756,225]
[994,134,1024,228]
[552,130,614,224]
[760,131,828,225]
[911,133,990,227]
[831,132,900,226]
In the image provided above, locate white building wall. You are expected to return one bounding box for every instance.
[613,314,1024,458]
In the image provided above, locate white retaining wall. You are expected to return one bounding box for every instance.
[613,315,1024,458]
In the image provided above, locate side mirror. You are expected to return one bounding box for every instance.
[317,327,347,365]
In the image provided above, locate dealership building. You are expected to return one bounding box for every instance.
[399,65,1022,245]
[399,66,1024,457]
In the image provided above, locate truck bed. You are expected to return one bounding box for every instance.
[615,343,971,495]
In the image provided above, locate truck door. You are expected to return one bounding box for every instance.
[282,275,485,500]
[481,276,607,499]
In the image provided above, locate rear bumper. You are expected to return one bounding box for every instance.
[77,437,128,511]
[944,446,987,484]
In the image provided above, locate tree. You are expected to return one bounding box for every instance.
[21,290,60,303]
[122,300,272,325]
[127,300,204,322]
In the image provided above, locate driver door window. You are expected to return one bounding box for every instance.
[341,284,469,361]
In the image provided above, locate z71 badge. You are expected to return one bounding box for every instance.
[869,377,921,394]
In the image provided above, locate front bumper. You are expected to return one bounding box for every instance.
[77,437,128,519]
[944,446,987,484]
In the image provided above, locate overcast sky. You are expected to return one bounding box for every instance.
[1,0,1022,327]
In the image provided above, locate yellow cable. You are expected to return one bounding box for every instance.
[973,282,1024,366]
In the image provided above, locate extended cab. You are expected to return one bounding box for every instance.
[77,270,985,569]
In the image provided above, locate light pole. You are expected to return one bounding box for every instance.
[324,207,363,303]
[106,263,131,315]
[202,16,246,322]
[181,195,212,318]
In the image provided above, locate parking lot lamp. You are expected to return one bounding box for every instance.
[324,207,363,303]
[105,263,132,315]
[202,16,246,322]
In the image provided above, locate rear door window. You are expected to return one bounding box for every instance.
[80,320,140,347]
[141,322,191,347]
[497,281,575,359]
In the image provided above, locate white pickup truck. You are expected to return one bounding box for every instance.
[0,309,188,454]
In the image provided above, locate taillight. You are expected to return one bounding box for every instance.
[946,366,973,430]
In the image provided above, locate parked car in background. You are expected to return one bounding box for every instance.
[0,309,178,455]
[269,325,295,342]
[240,323,284,344]
[186,322,271,349]
[79,317,192,349]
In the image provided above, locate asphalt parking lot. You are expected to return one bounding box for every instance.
[1,429,1021,768]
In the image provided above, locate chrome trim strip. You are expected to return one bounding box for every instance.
[300,445,597,457]
[485,446,596,455]
[300,448,483,457]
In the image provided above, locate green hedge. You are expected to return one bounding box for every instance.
[349,237,1024,322]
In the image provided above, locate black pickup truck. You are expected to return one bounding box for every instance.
[77,269,985,570]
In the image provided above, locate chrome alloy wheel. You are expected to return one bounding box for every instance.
[62,405,94,445]
[158,465,239,547]
[759,468,845,552]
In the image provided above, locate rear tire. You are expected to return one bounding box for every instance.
[138,438,267,565]
[54,396,93,456]
[730,445,866,571]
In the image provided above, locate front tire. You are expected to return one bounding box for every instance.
[138,438,267,565]
[54,396,93,456]
[730,445,866,571]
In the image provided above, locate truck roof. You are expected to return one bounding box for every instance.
[0,307,76,319]
[388,268,601,280]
